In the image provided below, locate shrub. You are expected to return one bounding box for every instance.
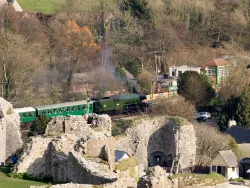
[7,108,13,114]
[30,115,50,135]
[150,97,196,122]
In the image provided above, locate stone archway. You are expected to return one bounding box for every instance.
[149,151,166,167]
[148,152,173,168]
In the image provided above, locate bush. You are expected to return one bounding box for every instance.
[30,115,50,135]
[150,97,196,122]
[137,71,154,94]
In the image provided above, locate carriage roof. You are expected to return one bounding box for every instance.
[35,100,93,110]
[14,107,36,113]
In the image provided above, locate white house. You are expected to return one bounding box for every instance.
[169,65,201,78]
[210,150,239,179]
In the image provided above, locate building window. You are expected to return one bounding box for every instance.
[232,167,235,172]
[219,69,224,76]
[207,67,216,77]
[212,166,216,172]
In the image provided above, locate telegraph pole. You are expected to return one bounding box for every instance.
[147,51,166,76]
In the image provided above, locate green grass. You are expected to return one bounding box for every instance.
[17,0,65,14]
[171,173,227,186]
[0,167,48,188]
[115,156,139,171]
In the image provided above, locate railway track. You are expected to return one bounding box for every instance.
[111,112,145,121]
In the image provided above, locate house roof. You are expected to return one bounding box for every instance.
[226,126,250,144]
[201,58,230,70]
[210,150,238,168]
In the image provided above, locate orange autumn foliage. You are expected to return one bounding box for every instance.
[65,20,100,52]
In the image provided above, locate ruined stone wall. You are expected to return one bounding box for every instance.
[45,115,111,139]
[86,138,115,157]
[16,136,52,177]
[0,106,6,163]
[116,116,196,170]
[15,114,118,185]
[0,97,22,162]
[67,151,117,184]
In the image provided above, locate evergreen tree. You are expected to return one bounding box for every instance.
[235,88,250,128]
[178,71,216,107]
[121,0,151,20]
[218,97,240,131]
[31,115,50,135]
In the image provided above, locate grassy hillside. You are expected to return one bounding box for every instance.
[17,0,65,14]
[0,167,48,188]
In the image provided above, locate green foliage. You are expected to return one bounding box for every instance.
[219,88,250,130]
[235,88,250,128]
[7,172,15,178]
[218,97,240,131]
[31,115,50,135]
[178,71,216,107]
[115,156,139,171]
[123,60,141,77]
[121,0,151,20]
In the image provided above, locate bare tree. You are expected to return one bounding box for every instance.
[219,67,249,102]
[0,31,45,101]
[195,124,237,166]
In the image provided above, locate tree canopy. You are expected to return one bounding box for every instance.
[218,88,250,130]
[178,71,216,107]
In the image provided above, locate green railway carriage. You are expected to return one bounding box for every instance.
[35,100,94,118]
[15,94,147,123]
[94,94,142,113]
[14,107,37,122]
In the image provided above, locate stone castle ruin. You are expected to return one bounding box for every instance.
[0,97,197,187]
[0,97,23,164]
[116,116,196,173]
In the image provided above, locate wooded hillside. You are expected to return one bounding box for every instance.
[1,0,250,106]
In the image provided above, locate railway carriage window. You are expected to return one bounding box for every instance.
[83,105,86,109]
[54,109,57,114]
[22,113,27,118]
[72,107,75,111]
[77,106,81,111]
[59,108,62,113]
[42,111,46,115]
[66,107,70,112]
[48,110,51,114]
[29,112,33,117]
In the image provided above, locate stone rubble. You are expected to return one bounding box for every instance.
[138,166,173,188]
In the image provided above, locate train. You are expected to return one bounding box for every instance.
[14,93,147,123]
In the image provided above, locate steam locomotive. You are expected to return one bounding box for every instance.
[14,93,147,123]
